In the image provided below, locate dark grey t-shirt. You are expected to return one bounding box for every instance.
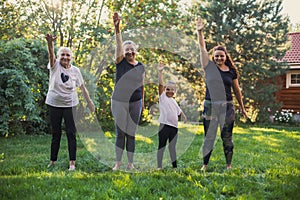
[112,58,145,102]
[204,61,237,101]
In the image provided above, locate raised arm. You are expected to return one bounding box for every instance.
[196,19,209,68]
[232,79,248,118]
[45,34,57,68]
[113,12,124,64]
[158,63,165,96]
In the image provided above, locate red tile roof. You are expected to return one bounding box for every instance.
[281,32,300,63]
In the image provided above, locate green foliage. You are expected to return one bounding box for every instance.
[0,0,293,136]
[0,0,28,39]
[0,39,49,135]
[25,0,106,62]
[95,65,115,131]
[0,125,299,199]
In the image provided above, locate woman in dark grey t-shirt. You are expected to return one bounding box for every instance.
[111,12,145,171]
[196,19,248,171]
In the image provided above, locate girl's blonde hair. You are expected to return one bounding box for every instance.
[165,80,177,91]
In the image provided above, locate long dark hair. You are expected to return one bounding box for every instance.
[211,45,239,78]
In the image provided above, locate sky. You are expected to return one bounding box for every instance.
[282,0,300,25]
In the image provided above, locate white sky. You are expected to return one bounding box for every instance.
[282,0,300,25]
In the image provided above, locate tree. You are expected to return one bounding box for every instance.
[189,0,290,122]
[0,0,31,39]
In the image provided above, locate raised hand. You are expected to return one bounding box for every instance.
[196,19,204,31]
[158,63,165,71]
[45,34,57,43]
[113,12,121,27]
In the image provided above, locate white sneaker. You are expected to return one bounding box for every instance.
[68,165,76,171]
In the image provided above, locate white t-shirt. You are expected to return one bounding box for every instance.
[45,60,83,107]
[158,92,182,128]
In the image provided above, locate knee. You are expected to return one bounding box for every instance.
[224,145,234,153]
[127,134,135,141]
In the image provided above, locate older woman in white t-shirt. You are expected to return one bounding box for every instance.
[45,34,95,171]
[157,64,187,170]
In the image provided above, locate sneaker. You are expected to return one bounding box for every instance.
[68,165,76,171]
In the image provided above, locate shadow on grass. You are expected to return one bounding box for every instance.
[0,125,299,199]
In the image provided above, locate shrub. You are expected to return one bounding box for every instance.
[0,39,49,136]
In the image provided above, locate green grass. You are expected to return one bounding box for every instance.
[0,124,299,200]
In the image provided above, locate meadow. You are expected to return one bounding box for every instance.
[0,123,299,200]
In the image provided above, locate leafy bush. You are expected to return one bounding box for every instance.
[0,39,49,136]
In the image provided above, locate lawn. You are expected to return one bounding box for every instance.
[0,123,299,200]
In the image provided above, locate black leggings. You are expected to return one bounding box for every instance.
[48,106,77,161]
[157,124,178,168]
[203,118,234,165]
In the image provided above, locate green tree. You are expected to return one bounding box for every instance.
[190,0,290,122]
[0,0,30,39]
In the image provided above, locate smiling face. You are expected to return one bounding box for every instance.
[213,50,226,67]
[123,41,137,63]
[165,83,176,98]
[58,47,72,68]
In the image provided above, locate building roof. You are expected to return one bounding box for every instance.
[281,32,300,64]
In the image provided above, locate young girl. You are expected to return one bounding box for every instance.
[157,64,187,169]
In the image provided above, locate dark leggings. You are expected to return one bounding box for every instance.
[203,118,234,165]
[157,124,178,168]
[202,102,235,165]
[48,106,76,161]
[113,100,142,163]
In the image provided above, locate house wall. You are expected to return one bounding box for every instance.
[276,74,300,112]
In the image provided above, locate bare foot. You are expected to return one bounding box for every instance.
[226,164,232,170]
[112,162,121,171]
[201,165,207,171]
[127,163,135,170]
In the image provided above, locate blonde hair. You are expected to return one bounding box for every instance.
[165,80,176,91]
